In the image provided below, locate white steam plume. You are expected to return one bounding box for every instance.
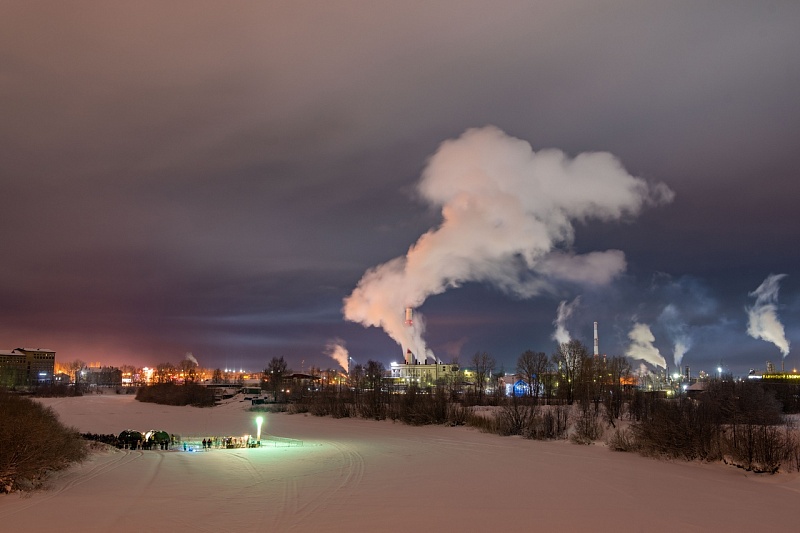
[552,296,581,345]
[673,339,689,369]
[184,352,199,366]
[658,304,692,368]
[747,274,790,357]
[343,126,674,357]
[625,323,667,369]
[325,338,350,372]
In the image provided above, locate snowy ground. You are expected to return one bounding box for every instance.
[1,394,799,532]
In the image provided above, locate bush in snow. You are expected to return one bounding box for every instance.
[0,389,86,493]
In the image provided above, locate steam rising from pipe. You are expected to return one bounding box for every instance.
[747,274,790,357]
[552,297,581,345]
[625,323,667,369]
[325,338,350,372]
[343,126,674,357]
[658,304,692,368]
[184,352,199,366]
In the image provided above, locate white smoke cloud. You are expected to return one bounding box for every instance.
[747,274,790,357]
[658,304,692,368]
[343,126,674,357]
[324,338,350,372]
[538,251,627,287]
[625,323,667,369]
[552,296,581,345]
[673,338,689,369]
[184,352,199,366]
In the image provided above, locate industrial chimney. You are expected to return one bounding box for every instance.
[593,321,599,357]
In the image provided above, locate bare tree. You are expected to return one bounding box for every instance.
[443,366,464,401]
[491,366,506,403]
[604,356,632,425]
[154,362,176,384]
[517,350,549,400]
[178,358,198,384]
[579,353,603,412]
[471,351,495,404]
[517,350,536,397]
[364,360,384,390]
[66,359,86,386]
[553,340,588,405]
[350,363,365,393]
[363,360,386,419]
[265,356,289,401]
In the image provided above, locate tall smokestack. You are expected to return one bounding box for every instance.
[593,321,599,357]
[404,307,413,326]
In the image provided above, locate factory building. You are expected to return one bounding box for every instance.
[389,355,459,388]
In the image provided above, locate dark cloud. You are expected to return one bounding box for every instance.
[1,2,798,375]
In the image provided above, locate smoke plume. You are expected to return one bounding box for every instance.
[625,323,667,369]
[552,297,581,345]
[658,304,692,368]
[325,338,350,372]
[343,126,674,358]
[747,274,790,357]
[184,352,199,366]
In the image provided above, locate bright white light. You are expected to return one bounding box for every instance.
[256,416,263,442]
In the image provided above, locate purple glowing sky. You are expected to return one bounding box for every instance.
[1,2,798,375]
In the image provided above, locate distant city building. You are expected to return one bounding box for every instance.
[0,347,56,387]
[495,373,535,397]
[84,366,123,387]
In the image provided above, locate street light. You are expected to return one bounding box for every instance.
[255,416,263,445]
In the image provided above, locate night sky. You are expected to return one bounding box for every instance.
[2,2,799,376]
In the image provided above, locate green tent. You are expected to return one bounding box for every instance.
[149,430,170,443]
[118,429,144,446]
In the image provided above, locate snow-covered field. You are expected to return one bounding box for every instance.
[2,394,799,532]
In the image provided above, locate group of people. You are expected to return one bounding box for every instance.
[194,436,254,449]
[176,436,258,451]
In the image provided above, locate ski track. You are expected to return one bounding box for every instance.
[104,449,163,530]
[270,440,365,530]
[273,467,299,529]
[0,448,144,519]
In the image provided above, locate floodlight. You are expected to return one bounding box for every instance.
[256,416,264,443]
